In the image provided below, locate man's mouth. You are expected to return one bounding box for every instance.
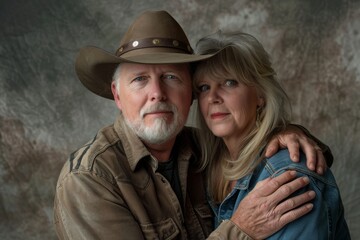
[144,111,173,117]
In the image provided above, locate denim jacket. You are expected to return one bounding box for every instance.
[209,149,351,240]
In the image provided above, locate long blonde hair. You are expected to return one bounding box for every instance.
[193,31,291,202]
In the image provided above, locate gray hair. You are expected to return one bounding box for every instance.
[112,64,122,94]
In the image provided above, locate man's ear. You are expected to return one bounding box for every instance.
[111,82,122,110]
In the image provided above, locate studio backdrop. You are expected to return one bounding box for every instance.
[1,0,359,239]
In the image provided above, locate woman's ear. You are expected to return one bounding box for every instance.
[111,81,122,111]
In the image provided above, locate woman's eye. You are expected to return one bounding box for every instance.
[224,79,238,87]
[197,84,210,92]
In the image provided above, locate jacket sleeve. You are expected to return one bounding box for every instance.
[207,220,253,240]
[53,171,145,240]
[268,170,348,239]
[291,124,333,167]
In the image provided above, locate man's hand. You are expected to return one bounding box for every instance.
[230,171,315,240]
[265,125,326,174]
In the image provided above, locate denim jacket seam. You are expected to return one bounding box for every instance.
[270,165,337,187]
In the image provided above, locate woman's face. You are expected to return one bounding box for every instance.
[196,73,263,142]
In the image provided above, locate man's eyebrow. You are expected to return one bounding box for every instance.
[126,71,148,78]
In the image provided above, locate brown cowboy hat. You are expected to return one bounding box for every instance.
[75,10,215,99]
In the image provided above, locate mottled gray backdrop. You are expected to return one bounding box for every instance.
[1,0,359,239]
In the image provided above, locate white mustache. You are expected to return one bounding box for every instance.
[140,103,176,118]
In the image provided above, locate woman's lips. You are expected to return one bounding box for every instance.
[210,112,229,119]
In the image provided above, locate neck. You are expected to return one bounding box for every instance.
[143,138,176,162]
[223,123,257,160]
[224,138,244,160]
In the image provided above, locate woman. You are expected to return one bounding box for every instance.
[193,31,350,239]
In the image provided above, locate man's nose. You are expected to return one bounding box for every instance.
[149,79,166,101]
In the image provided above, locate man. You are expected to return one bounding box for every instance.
[54,10,332,239]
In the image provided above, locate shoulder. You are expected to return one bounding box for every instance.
[56,123,127,187]
[265,149,306,172]
[265,149,337,187]
[73,124,122,171]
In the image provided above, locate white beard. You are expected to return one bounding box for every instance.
[124,102,184,144]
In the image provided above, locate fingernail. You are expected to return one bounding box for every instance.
[265,149,271,156]
[302,176,310,184]
[309,163,315,170]
[306,203,314,210]
[308,190,316,198]
[317,167,323,175]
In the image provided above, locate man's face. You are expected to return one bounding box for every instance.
[112,63,193,144]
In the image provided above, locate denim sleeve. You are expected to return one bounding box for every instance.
[266,150,350,239]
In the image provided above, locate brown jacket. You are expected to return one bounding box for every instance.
[54,115,250,239]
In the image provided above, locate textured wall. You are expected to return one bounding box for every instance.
[1,0,359,239]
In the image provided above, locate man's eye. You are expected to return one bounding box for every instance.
[132,76,147,82]
[197,84,210,92]
[163,74,177,80]
[224,79,238,87]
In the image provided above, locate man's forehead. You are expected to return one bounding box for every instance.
[119,62,191,73]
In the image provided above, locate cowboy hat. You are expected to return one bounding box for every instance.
[75,10,215,99]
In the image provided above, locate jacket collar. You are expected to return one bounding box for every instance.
[114,114,151,171]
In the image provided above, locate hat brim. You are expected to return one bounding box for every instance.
[75,46,216,99]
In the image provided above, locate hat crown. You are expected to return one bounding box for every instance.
[75,10,216,100]
[116,11,192,56]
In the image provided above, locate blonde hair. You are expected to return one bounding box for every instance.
[193,31,291,202]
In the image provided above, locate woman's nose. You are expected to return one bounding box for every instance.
[208,88,222,104]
